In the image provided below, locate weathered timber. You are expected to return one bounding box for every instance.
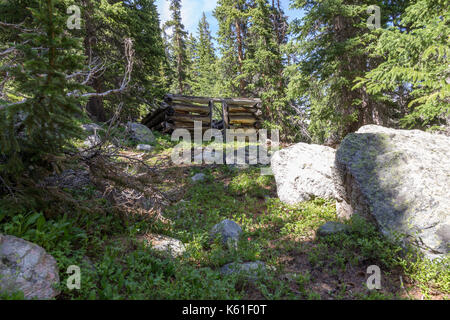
[226,112,256,117]
[209,100,213,129]
[227,105,259,113]
[222,101,229,129]
[143,95,261,132]
[166,94,219,105]
[144,110,167,129]
[171,114,211,123]
[171,103,210,114]
[229,115,257,125]
[223,98,262,106]
[142,105,168,125]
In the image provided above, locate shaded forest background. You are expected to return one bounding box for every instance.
[0,0,448,176]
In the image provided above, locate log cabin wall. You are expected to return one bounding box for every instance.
[142,94,262,133]
[222,98,262,130]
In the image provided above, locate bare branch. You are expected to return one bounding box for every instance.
[1,39,135,111]
[0,21,36,33]
[75,38,135,98]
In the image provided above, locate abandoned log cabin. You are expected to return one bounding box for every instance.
[142,95,263,133]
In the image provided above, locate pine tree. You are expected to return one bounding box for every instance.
[245,0,286,122]
[122,0,167,117]
[165,0,189,94]
[287,0,393,143]
[188,13,217,97]
[79,0,166,121]
[214,0,250,96]
[1,0,88,175]
[357,0,450,129]
[185,33,198,94]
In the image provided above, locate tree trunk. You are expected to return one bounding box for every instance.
[83,0,106,122]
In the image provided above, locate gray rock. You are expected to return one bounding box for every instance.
[191,173,206,182]
[271,143,343,204]
[127,122,155,144]
[336,125,450,259]
[42,169,91,191]
[0,234,60,299]
[81,123,103,134]
[138,234,185,258]
[210,219,242,246]
[317,222,350,237]
[220,261,266,279]
[136,144,153,152]
[83,134,101,148]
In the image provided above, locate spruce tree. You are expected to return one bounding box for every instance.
[165,0,189,94]
[357,0,450,129]
[188,13,217,97]
[0,0,88,176]
[79,0,166,121]
[245,0,286,122]
[214,0,250,96]
[287,0,392,143]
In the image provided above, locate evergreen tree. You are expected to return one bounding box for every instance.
[214,0,250,96]
[357,0,450,129]
[185,33,198,94]
[79,0,166,121]
[287,0,393,144]
[165,0,189,94]
[188,13,218,96]
[245,0,286,122]
[0,0,88,175]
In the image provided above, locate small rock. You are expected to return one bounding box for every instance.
[210,219,242,246]
[317,222,350,237]
[82,256,96,273]
[136,144,153,152]
[42,169,91,191]
[81,123,103,134]
[83,134,101,148]
[138,234,185,258]
[0,234,60,300]
[127,122,155,144]
[191,173,206,182]
[220,261,266,280]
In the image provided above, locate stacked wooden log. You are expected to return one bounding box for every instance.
[222,98,262,129]
[142,95,213,133]
[142,95,262,132]
[165,94,213,132]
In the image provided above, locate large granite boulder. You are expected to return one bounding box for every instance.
[0,234,60,299]
[336,125,450,259]
[271,143,343,204]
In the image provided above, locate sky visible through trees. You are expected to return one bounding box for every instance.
[155,0,305,38]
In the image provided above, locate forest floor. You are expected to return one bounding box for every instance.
[1,130,448,300]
